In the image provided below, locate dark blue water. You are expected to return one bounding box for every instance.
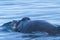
[0,0,60,40]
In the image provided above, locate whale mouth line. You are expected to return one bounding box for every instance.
[30,31,48,35]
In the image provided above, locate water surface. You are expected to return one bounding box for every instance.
[0,0,60,40]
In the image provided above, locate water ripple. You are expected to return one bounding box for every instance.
[0,0,60,40]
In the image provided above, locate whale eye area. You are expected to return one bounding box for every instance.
[10,20,18,29]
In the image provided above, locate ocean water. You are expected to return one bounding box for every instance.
[0,0,60,40]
